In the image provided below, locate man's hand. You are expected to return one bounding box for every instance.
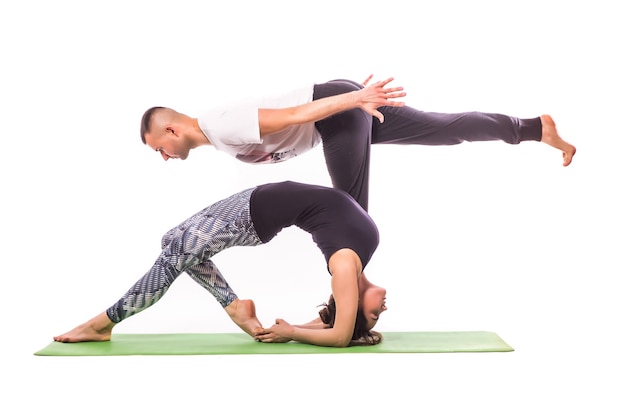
[253,318,294,343]
[354,76,405,123]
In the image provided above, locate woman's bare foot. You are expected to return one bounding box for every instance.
[53,312,115,343]
[224,298,263,338]
[540,114,577,167]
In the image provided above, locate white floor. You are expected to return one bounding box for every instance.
[2,1,624,415]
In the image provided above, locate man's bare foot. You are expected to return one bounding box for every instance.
[53,312,115,343]
[224,298,263,338]
[540,114,577,167]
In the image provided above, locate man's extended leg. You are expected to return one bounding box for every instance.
[373,105,576,165]
[374,106,542,145]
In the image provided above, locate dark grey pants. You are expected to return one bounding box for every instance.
[314,79,541,211]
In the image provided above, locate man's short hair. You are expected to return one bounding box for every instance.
[140,106,166,144]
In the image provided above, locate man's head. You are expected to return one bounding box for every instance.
[140,106,195,161]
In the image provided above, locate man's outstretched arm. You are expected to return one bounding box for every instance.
[258,77,406,136]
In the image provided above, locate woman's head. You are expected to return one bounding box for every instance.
[360,284,387,330]
[318,291,387,346]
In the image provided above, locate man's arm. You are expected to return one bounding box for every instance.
[258,77,405,136]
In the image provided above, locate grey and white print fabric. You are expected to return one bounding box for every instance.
[106,188,263,323]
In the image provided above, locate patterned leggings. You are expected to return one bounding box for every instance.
[106,188,262,323]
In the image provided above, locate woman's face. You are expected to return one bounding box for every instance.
[361,285,387,330]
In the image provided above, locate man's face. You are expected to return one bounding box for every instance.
[144,128,190,161]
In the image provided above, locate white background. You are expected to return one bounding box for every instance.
[2,1,624,416]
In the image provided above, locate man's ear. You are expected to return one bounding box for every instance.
[165,124,177,137]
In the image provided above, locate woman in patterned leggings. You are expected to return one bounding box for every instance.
[53,181,387,347]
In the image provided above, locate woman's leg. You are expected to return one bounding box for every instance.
[107,188,262,323]
[54,188,263,342]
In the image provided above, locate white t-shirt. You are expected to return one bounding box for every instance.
[198,84,322,164]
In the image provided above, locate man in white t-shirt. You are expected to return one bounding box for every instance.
[140,76,576,211]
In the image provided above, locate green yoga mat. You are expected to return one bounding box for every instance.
[34,331,513,356]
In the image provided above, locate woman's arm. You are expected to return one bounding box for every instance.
[257,77,405,136]
[254,249,362,347]
[294,317,329,330]
[254,318,328,344]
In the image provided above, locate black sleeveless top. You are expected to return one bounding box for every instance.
[250,181,379,269]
